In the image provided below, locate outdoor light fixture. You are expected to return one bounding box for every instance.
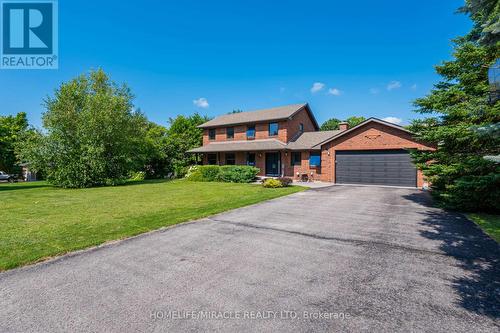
[488,58,500,103]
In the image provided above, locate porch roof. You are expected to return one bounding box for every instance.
[188,139,287,153]
[286,130,342,150]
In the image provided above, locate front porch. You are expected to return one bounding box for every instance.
[198,150,324,181]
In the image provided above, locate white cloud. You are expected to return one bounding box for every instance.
[328,88,341,96]
[387,81,402,91]
[193,97,209,108]
[369,88,380,95]
[310,82,325,93]
[411,84,417,90]
[382,116,403,125]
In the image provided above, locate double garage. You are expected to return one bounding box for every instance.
[335,150,417,187]
[319,119,434,188]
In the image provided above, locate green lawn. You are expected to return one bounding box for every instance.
[0,180,304,271]
[467,213,500,243]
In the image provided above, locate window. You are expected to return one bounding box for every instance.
[247,125,255,139]
[247,153,256,166]
[309,152,321,167]
[208,129,216,140]
[268,122,279,136]
[291,152,301,166]
[225,153,236,165]
[207,154,217,165]
[299,123,304,133]
[226,127,234,139]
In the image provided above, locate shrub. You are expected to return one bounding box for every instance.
[218,165,260,183]
[441,173,500,212]
[186,165,259,183]
[199,165,222,181]
[185,165,199,178]
[262,179,283,188]
[129,171,146,181]
[277,177,293,187]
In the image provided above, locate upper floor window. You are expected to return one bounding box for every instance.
[268,122,279,136]
[291,152,301,166]
[247,125,256,139]
[309,152,321,167]
[208,128,216,140]
[299,123,304,133]
[225,153,236,165]
[226,127,234,139]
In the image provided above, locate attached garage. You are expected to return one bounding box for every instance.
[335,150,417,187]
[317,118,435,188]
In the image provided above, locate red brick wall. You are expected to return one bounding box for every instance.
[285,108,317,142]
[202,107,317,145]
[321,122,435,187]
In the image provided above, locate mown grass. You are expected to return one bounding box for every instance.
[467,213,500,243]
[0,180,304,271]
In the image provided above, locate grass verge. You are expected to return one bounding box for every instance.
[467,213,500,243]
[0,180,304,271]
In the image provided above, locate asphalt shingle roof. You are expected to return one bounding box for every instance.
[187,139,287,153]
[198,104,310,128]
[286,130,342,150]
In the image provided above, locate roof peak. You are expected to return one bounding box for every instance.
[198,103,317,129]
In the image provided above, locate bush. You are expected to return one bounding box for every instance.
[262,179,283,188]
[186,165,259,183]
[440,173,500,212]
[200,165,222,181]
[185,165,199,178]
[218,165,260,183]
[129,171,145,181]
[277,177,293,187]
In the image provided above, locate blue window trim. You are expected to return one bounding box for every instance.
[309,153,321,167]
[268,122,279,136]
[247,125,256,138]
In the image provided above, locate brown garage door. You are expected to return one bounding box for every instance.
[335,150,417,187]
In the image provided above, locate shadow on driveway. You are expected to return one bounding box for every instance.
[403,192,500,319]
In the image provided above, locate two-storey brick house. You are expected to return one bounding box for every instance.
[189,103,434,187]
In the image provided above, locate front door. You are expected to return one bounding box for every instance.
[265,152,280,176]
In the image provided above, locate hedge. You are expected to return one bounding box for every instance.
[186,165,260,183]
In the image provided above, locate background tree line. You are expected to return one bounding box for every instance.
[10,69,209,188]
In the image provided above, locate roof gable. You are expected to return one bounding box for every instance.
[313,118,412,148]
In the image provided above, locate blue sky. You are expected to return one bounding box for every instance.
[1,0,471,127]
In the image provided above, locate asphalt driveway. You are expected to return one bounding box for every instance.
[1,186,499,332]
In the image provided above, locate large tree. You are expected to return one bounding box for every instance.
[164,113,210,176]
[409,0,499,212]
[0,112,28,173]
[16,69,149,188]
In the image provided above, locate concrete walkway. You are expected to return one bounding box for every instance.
[1,186,498,332]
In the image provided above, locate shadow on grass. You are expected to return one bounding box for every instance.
[403,192,500,319]
[0,179,174,192]
[0,183,53,192]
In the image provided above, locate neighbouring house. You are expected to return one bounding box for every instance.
[188,103,434,188]
[20,163,37,181]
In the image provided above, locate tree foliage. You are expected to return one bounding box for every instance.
[163,113,210,177]
[320,116,366,131]
[409,1,499,212]
[320,118,341,131]
[0,112,28,173]
[16,69,149,188]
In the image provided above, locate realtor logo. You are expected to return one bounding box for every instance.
[1,0,58,69]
